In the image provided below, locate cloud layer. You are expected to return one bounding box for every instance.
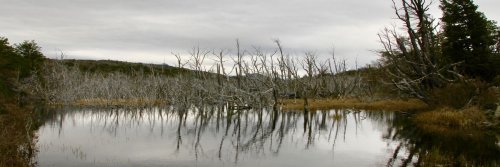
[1,0,498,66]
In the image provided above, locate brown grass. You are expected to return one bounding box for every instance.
[414,107,487,131]
[429,80,499,109]
[0,104,37,167]
[62,97,429,111]
[279,98,428,111]
[53,98,167,107]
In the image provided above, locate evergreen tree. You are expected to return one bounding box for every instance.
[440,0,497,80]
[0,37,46,105]
[14,40,45,78]
[0,37,22,98]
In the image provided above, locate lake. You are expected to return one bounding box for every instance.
[34,106,500,167]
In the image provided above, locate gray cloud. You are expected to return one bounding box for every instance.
[1,0,498,66]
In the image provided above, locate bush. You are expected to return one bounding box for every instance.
[429,82,476,108]
[0,105,4,115]
[414,107,487,129]
[429,80,498,109]
[492,75,500,86]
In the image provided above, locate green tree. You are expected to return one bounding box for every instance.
[490,25,500,80]
[0,37,46,107]
[14,40,45,78]
[0,37,22,98]
[488,24,499,54]
[440,0,497,80]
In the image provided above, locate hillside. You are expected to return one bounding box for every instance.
[53,59,191,76]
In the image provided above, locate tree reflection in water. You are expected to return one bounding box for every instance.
[37,107,499,166]
[371,111,500,167]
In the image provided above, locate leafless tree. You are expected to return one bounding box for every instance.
[378,0,462,103]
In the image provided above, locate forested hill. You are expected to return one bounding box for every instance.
[52,59,191,76]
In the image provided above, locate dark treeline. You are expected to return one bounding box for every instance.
[58,59,190,76]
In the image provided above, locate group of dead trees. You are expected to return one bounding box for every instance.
[33,40,366,109]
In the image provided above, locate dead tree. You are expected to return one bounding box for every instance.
[378,0,462,103]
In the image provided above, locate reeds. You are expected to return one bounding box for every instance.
[70,98,167,107]
[280,98,428,111]
[414,107,487,130]
[0,104,37,167]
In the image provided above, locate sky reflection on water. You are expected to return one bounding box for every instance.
[36,107,395,167]
[35,107,499,167]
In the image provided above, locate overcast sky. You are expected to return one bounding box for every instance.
[1,0,499,67]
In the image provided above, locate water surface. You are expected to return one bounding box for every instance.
[35,107,500,167]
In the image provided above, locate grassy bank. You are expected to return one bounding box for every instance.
[414,107,491,131]
[48,97,430,112]
[279,98,428,111]
[54,98,168,108]
[0,104,37,167]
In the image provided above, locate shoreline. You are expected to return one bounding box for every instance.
[48,98,429,112]
[279,98,428,111]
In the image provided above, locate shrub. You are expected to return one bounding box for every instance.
[492,75,500,86]
[414,107,487,130]
[429,80,498,109]
[429,82,476,109]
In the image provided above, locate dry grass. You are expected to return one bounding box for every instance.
[0,104,37,167]
[414,107,487,130]
[279,98,428,111]
[54,98,167,107]
[429,81,500,109]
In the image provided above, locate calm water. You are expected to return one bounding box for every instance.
[35,107,500,167]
